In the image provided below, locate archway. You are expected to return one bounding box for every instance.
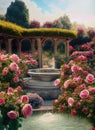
[42,39,54,68]
[11,39,18,53]
[21,39,31,53]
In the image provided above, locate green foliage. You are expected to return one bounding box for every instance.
[5,0,29,28]
[0,20,77,38]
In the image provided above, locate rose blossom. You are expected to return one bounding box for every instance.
[64,79,71,88]
[85,74,95,84]
[68,97,74,106]
[22,104,32,118]
[79,89,89,99]
[2,69,8,75]
[0,98,5,105]
[82,108,88,114]
[7,87,14,95]
[13,77,19,83]
[71,65,82,73]
[73,76,82,83]
[78,84,86,89]
[71,110,77,116]
[76,102,81,108]
[7,111,19,119]
[10,54,20,63]
[0,54,7,61]
[92,127,95,130]
[60,105,66,111]
[21,95,29,103]
[9,62,19,71]
[54,79,60,86]
[89,87,95,93]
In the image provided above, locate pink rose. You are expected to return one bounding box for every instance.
[79,89,89,99]
[71,110,77,116]
[89,87,95,93]
[92,127,95,130]
[82,108,88,114]
[73,76,82,83]
[13,77,19,83]
[78,84,86,89]
[9,62,19,71]
[76,102,81,108]
[15,70,21,75]
[54,79,60,86]
[0,54,7,61]
[2,69,8,75]
[64,80,71,88]
[7,87,14,95]
[16,86,22,92]
[22,104,32,118]
[10,54,20,63]
[78,55,87,62]
[85,74,95,84]
[60,105,66,111]
[71,65,82,73]
[0,98,5,105]
[64,65,69,69]
[7,111,19,119]
[68,97,74,106]
[21,95,29,103]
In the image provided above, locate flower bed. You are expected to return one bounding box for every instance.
[0,52,35,130]
[53,51,95,130]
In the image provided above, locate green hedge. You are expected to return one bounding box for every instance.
[0,20,77,38]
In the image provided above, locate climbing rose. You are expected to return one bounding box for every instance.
[10,54,20,63]
[7,111,19,119]
[68,97,74,106]
[13,77,19,83]
[79,89,89,99]
[54,79,60,86]
[85,74,94,84]
[21,95,29,103]
[0,98,5,105]
[2,69,8,75]
[71,110,77,116]
[9,62,19,71]
[22,104,32,118]
[64,80,71,88]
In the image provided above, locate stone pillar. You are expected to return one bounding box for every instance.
[31,39,35,54]
[37,38,42,68]
[65,40,70,58]
[54,39,58,57]
[7,39,12,54]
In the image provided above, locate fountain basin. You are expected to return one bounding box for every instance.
[23,78,61,100]
[27,68,60,81]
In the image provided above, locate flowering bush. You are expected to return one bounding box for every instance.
[0,53,33,130]
[53,54,95,129]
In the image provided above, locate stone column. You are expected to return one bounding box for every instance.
[7,39,12,54]
[37,38,42,68]
[54,39,58,57]
[65,40,70,58]
[31,39,35,54]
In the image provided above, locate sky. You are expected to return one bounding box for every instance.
[0,0,95,28]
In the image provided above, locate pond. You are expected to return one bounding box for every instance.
[20,112,92,130]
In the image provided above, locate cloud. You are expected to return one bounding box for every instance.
[0,0,95,27]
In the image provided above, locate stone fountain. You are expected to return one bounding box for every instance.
[23,68,61,100]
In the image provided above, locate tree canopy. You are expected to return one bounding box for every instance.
[5,0,29,28]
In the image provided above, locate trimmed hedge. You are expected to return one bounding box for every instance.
[0,20,77,38]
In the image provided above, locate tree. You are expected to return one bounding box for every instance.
[58,15,72,29]
[5,0,29,28]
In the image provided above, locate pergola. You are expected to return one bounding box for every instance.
[0,20,77,68]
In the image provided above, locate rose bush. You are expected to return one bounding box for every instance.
[53,53,95,130]
[0,52,34,130]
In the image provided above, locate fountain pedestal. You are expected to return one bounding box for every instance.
[23,78,61,100]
